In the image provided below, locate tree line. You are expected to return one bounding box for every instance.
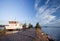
[23,22,41,29]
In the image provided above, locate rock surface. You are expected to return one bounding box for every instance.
[0,28,49,41]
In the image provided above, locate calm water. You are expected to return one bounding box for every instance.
[42,26,60,41]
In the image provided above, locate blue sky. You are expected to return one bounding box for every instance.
[0,0,36,25]
[0,0,60,26]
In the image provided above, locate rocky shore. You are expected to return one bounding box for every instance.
[0,28,54,41]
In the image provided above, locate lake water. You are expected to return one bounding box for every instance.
[42,26,60,41]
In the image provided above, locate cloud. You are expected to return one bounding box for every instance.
[35,0,40,9]
[35,0,60,25]
[45,0,49,5]
[46,19,60,26]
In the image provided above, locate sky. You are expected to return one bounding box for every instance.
[0,0,60,26]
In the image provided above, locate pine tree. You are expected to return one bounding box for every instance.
[28,23,33,29]
[23,23,26,29]
[35,22,41,29]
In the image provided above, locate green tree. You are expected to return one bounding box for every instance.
[35,22,41,29]
[28,23,33,29]
[23,23,26,29]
